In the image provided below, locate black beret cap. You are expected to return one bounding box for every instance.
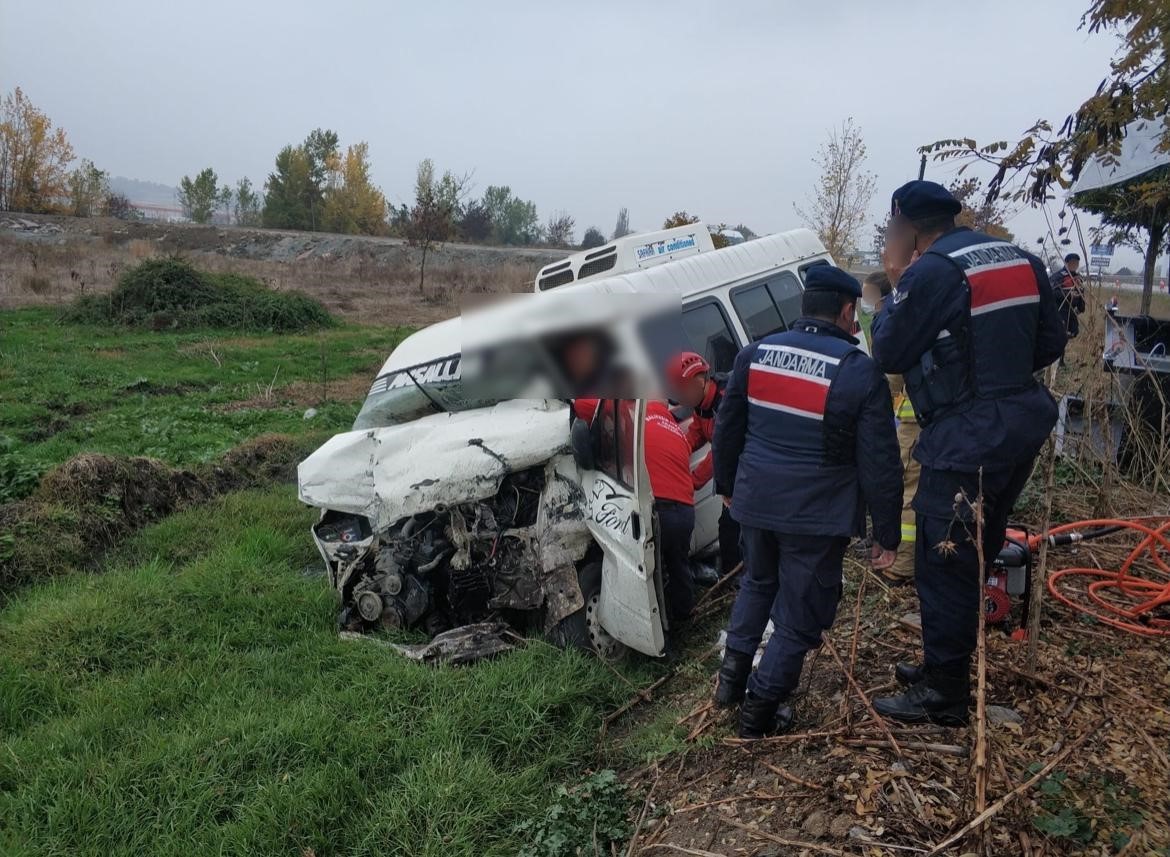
[804,264,861,299]
[890,180,962,220]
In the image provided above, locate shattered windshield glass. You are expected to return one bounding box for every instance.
[352,354,503,429]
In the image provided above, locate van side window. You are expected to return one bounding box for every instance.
[731,283,785,341]
[590,399,636,490]
[730,271,805,343]
[767,272,804,330]
[682,301,740,374]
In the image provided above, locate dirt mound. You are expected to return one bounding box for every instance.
[0,433,318,598]
[205,433,306,493]
[39,453,211,526]
[63,257,334,332]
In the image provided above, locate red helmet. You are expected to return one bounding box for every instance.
[667,351,710,388]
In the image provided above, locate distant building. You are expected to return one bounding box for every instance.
[134,203,188,223]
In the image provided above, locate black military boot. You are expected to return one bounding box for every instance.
[873,671,971,727]
[738,690,795,739]
[714,648,753,708]
[894,662,925,687]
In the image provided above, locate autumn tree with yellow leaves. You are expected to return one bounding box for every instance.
[0,87,75,213]
[321,143,388,236]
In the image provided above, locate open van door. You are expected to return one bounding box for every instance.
[578,399,666,657]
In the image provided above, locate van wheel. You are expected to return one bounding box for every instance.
[554,561,626,661]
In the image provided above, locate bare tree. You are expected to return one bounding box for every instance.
[545,210,575,247]
[407,158,471,293]
[612,207,631,240]
[795,118,877,263]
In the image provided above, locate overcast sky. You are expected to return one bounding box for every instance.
[1,0,1148,268]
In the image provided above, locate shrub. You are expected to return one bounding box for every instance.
[514,770,632,857]
[64,257,334,332]
[0,436,43,503]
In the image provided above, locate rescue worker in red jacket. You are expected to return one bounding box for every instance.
[667,352,742,577]
[573,397,696,622]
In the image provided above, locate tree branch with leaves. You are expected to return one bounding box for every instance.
[919,0,1169,311]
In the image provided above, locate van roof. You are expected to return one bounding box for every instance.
[549,227,827,299]
[380,316,461,375]
[378,227,830,376]
[535,224,716,291]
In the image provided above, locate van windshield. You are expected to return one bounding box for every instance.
[353,354,504,429]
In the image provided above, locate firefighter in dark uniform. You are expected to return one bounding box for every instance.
[667,351,741,576]
[711,266,903,739]
[870,181,1067,725]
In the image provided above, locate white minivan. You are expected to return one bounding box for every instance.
[298,225,844,659]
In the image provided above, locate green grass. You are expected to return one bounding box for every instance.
[0,308,405,498]
[0,487,633,857]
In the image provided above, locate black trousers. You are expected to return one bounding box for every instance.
[718,506,742,573]
[656,500,696,622]
[726,527,846,700]
[913,462,1034,679]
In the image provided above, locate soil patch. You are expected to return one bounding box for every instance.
[620,544,1170,856]
[0,433,318,598]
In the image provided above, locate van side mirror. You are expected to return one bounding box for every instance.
[570,417,595,471]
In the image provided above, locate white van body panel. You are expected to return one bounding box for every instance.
[299,226,858,657]
[298,399,571,533]
[578,401,665,655]
[535,225,716,291]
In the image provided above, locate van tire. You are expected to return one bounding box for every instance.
[553,561,626,660]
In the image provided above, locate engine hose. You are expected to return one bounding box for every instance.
[1032,517,1170,638]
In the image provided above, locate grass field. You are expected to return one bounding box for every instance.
[0,308,672,856]
[0,308,404,500]
[0,487,635,857]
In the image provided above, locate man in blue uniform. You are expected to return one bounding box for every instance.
[870,181,1066,726]
[711,265,903,739]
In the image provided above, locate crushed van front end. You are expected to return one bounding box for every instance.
[298,401,594,652]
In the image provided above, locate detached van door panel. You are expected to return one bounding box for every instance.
[580,399,665,656]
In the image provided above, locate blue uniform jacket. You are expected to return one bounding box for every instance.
[871,227,1066,472]
[712,318,903,550]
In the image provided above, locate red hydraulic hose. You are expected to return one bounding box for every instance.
[1036,517,1170,637]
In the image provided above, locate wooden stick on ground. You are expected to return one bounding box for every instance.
[692,561,743,612]
[1026,422,1059,668]
[736,745,823,790]
[922,720,1106,857]
[600,672,675,736]
[822,635,906,762]
[642,845,729,857]
[839,738,968,757]
[753,756,823,791]
[1100,670,1170,718]
[676,700,714,727]
[671,793,784,814]
[721,819,847,857]
[600,641,722,736]
[842,561,870,728]
[625,768,661,857]
[972,470,989,823]
[721,727,846,747]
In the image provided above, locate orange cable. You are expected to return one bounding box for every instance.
[1033,517,1170,637]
